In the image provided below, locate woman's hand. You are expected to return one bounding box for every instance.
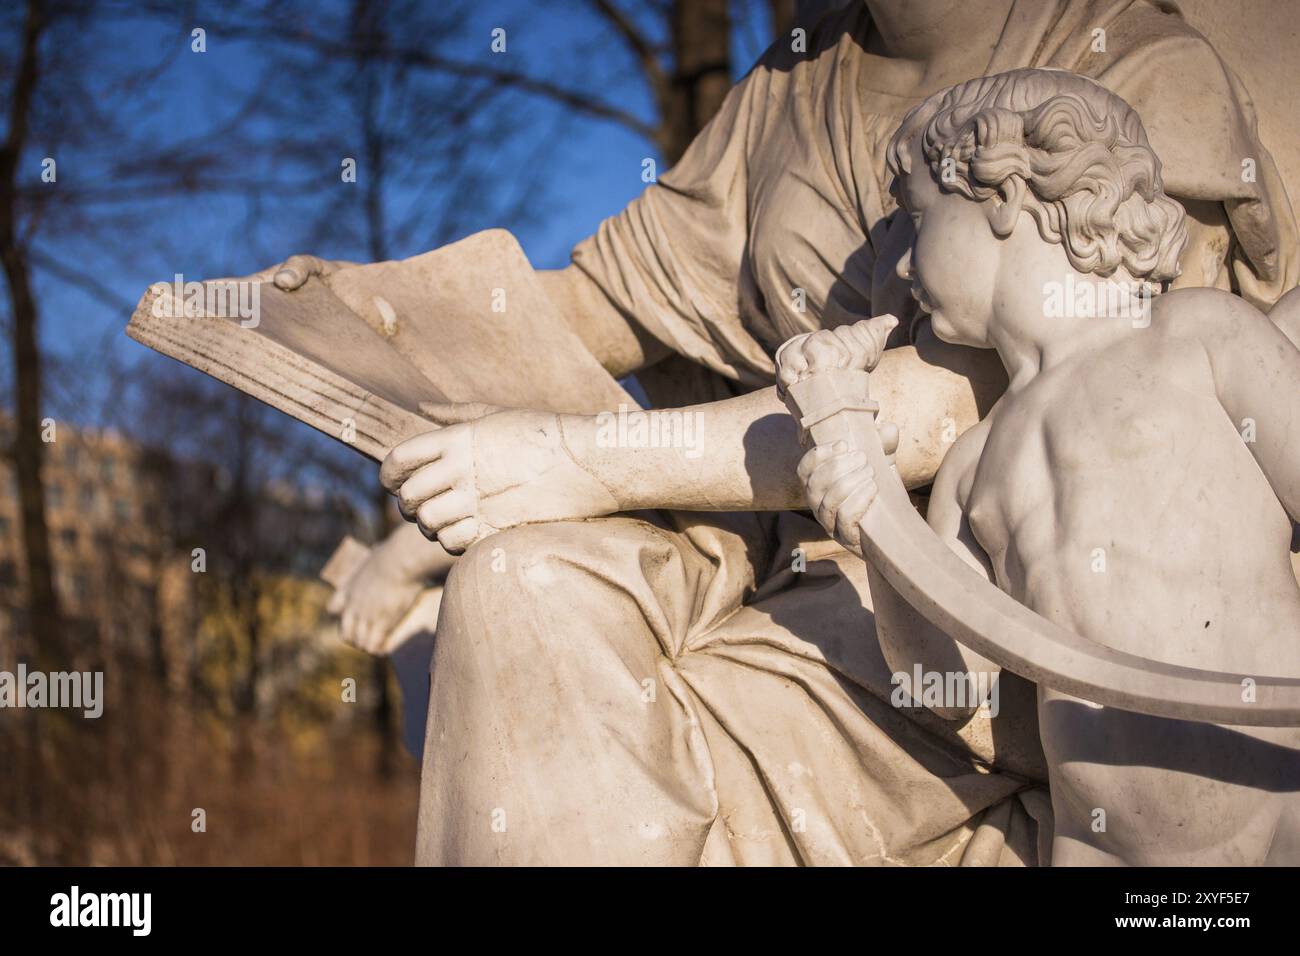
[327,524,448,655]
[380,404,623,553]
[270,254,359,290]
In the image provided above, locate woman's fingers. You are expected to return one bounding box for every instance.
[273,254,333,291]
[360,620,385,656]
[384,424,480,547]
[415,489,477,539]
[381,426,466,492]
[434,516,481,554]
[396,457,460,516]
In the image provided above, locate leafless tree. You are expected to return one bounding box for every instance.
[0,0,59,668]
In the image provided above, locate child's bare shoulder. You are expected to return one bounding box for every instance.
[1142,289,1290,393]
[931,415,992,510]
[1149,287,1272,344]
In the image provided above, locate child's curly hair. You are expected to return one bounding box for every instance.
[886,68,1187,283]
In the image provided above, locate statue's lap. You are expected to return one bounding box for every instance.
[420,513,1047,865]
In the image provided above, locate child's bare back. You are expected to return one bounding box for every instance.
[941,289,1300,863]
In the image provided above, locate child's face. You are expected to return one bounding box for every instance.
[894,138,1004,349]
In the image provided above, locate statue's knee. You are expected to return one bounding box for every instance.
[435,522,668,708]
[441,524,578,617]
[435,525,618,692]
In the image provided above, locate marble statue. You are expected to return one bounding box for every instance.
[274,1,1300,865]
[780,68,1300,865]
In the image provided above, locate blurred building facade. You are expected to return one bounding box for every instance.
[0,419,356,708]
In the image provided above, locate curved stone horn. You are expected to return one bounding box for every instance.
[783,367,1300,727]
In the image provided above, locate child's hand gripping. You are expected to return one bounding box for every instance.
[776,316,901,554]
[776,315,899,393]
[797,442,880,553]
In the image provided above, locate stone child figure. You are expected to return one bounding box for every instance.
[786,69,1300,865]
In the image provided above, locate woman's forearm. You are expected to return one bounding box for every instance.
[561,386,806,512]
[556,334,1006,513]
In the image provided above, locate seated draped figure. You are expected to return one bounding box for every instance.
[782,68,1300,865]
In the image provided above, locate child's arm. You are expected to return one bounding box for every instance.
[1197,292,1300,522]
[799,433,1002,720]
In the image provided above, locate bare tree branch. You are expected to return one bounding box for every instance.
[200,19,660,145]
[588,0,668,95]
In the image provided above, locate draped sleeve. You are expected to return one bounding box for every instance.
[569,4,891,390]
[569,50,775,388]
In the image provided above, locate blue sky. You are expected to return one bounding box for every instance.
[12,0,776,436]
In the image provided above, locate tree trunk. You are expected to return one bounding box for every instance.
[0,0,62,669]
[770,0,797,41]
[662,0,733,163]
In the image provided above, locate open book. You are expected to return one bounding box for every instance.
[127,229,633,460]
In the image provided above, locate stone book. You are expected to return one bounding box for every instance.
[126,229,632,460]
